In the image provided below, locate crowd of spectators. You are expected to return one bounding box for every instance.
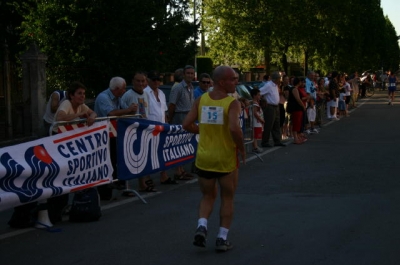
[7,66,397,228]
[247,70,385,147]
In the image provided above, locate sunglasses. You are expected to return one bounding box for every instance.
[151,77,162,82]
[201,81,211,84]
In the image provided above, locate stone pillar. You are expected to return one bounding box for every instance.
[3,42,13,138]
[20,43,48,137]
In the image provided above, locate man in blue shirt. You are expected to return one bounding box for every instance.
[94,77,137,199]
[94,77,137,117]
[194,73,212,99]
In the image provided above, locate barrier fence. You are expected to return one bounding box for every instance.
[0,115,199,211]
[242,103,263,161]
[1,106,258,211]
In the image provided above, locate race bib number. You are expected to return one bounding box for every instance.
[390,83,396,87]
[201,106,223,124]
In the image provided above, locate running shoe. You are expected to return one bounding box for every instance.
[310,128,319,134]
[193,226,207,248]
[215,238,233,252]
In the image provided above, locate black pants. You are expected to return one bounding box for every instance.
[360,84,366,97]
[262,105,282,145]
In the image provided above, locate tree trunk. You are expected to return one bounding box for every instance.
[304,49,309,76]
[264,45,271,74]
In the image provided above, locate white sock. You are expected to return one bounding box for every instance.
[217,227,229,240]
[197,218,207,229]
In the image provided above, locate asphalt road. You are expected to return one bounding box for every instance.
[1,90,400,265]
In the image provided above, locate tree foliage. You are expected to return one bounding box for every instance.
[13,0,196,95]
[201,0,400,75]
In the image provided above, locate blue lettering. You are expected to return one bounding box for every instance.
[66,141,79,156]
[67,160,73,175]
[94,133,102,148]
[57,145,70,158]
[75,138,88,153]
[84,135,95,149]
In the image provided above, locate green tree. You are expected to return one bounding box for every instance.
[16,0,196,95]
[201,0,399,75]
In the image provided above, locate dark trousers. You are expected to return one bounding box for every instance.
[279,104,285,128]
[97,137,124,200]
[360,84,366,97]
[262,105,282,145]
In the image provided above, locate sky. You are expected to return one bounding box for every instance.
[381,0,400,36]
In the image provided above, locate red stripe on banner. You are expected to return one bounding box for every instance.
[165,155,195,167]
[53,124,108,144]
[58,123,87,133]
[109,120,117,137]
[70,179,110,192]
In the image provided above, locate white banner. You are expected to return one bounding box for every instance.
[0,120,113,211]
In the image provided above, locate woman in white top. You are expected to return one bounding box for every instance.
[53,82,97,132]
[343,77,352,116]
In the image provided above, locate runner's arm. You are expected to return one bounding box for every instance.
[229,100,246,164]
[182,98,200,134]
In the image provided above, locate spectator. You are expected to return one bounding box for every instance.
[343,76,352,116]
[297,78,309,141]
[286,77,307,144]
[194,73,212,99]
[54,82,97,127]
[145,71,178,185]
[327,71,340,120]
[348,71,359,108]
[338,88,346,118]
[278,79,287,139]
[250,88,264,153]
[121,72,157,193]
[305,71,318,134]
[360,74,371,98]
[260,72,285,147]
[315,78,326,127]
[172,68,184,90]
[261,74,270,87]
[182,65,245,252]
[51,81,97,222]
[43,90,67,135]
[94,77,137,200]
[168,65,196,180]
[282,75,293,139]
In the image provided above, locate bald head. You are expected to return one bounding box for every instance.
[212,66,237,94]
[213,66,234,82]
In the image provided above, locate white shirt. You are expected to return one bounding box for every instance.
[43,91,67,123]
[144,86,168,123]
[120,88,149,118]
[259,80,280,105]
[344,82,352,96]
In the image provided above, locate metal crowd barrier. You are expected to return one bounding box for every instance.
[242,104,263,162]
[50,114,148,204]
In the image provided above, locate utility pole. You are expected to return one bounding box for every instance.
[194,0,197,80]
[200,1,206,56]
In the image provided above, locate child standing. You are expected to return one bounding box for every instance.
[250,88,264,153]
[306,98,318,134]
